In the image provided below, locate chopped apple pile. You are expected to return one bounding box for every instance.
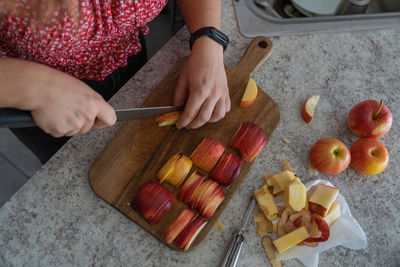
[256,160,341,265]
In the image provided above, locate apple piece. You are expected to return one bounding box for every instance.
[132,182,174,225]
[215,219,225,231]
[210,153,242,186]
[273,226,310,254]
[301,95,320,123]
[310,137,351,175]
[282,159,294,172]
[190,180,225,218]
[254,185,278,221]
[255,211,273,236]
[285,180,307,212]
[154,111,182,127]
[348,100,392,139]
[240,77,258,108]
[350,138,389,175]
[177,171,206,204]
[162,208,196,244]
[322,202,341,226]
[271,170,296,193]
[157,154,180,183]
[229,122,267,162]
[174,215,207,251]
[309,184,339,217]
[262,236,282,267]
[282,138,291,144]
[191,137,225,172]
[167,155,192,187]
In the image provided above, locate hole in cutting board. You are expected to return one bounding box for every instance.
[258,40,268,48]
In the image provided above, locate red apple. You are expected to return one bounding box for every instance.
[350,138,389,175]
[190,179,225,218]
[162,208,196,244]
[177,171,206,203]
[301,95,320,123]
[132,182,174,224]
[348,100,392,139]
[310,137,351,175]
[229,122,267,162]
[174,215,207,251]
[190,137,224,172]
[210,154,242,186]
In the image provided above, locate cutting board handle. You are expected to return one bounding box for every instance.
[235,36,273,75]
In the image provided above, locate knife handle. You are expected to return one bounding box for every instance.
[0,108,36,128]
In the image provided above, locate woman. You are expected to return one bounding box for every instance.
[0,0,230,163]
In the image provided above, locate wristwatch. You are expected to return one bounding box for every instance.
[189,26,229,51]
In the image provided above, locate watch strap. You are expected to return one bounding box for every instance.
[189,26,229,51]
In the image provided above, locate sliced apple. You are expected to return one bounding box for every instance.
[210,153,242,186]
[273,226,310,254]
[285,179,307,212]
[254,185,278,221]
[190,179,225,218]
[131,182,174,225]
[229,122,267,162]
[162,208,196,244]
[301,95,320,123]
[240,77,258,108]
[322,202,341,225]
[177,171,206,204]
[271,170,296,194]
[309,184,339,217]
[154,111,182,127]
[174,215,207,251]
[157,154,192,187]
[191,137,225,172]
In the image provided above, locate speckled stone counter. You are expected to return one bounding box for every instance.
[1,1,399,266]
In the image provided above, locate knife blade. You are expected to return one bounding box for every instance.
[0,106,183,128]
[221,197,256,267]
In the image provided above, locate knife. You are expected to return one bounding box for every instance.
[221,197,256,267]
[0,106,183,128]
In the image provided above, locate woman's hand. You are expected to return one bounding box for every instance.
[0,57,116,137]
[173,37,230,129]
[31,78,116,137]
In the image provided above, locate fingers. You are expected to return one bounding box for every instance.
[187,98,218,129]
[225,94,231,113]
[209,98,226,123]
[173,75,188,107]
[176,88,207,129]
[93,100,117,129]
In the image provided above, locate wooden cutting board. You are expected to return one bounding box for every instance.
[89,36,280,251]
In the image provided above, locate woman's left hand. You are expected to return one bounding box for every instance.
[173,37,230,129]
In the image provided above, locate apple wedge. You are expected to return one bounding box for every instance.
[157,154,192,187]
[177,171,206,204]
[240,78,258,108]
[131,182,174,225]
[174,215,207,251]
[191,137,225,172]
[210,153,242,186]
[154,111,182,127]
[301,95,320,123]
[162,208,196,244]
[229,122,267,162]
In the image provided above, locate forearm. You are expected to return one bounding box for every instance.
[0,57,57,110]
[178,0,221,32]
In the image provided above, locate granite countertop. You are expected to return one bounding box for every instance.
[1,1,399,266]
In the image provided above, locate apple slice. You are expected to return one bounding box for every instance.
[157,154,192,187]
[285,179,307,212]
[190,179,225,218]
[132,182,174,225]
[254,185,278,221]
[308,184,339,217]
[301,95,320,123]
[240,78,258,108]
[229,122,267,162]
[190,137,225,172]
[162,208,196,244]
[177,171,206,203]
[174,215,208,251]
[157,154,180,183]
[154,111,182,127]
[210,153,242,186]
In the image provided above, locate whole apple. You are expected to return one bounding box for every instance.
[310,137,351,175]
[348,100,392,139]
[350,138,389,175]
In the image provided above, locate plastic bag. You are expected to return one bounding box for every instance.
[274,179,367,267]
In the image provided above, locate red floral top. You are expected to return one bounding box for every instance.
[0,0,168,80]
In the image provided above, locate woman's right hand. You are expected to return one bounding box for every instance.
[0,57,116,137]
